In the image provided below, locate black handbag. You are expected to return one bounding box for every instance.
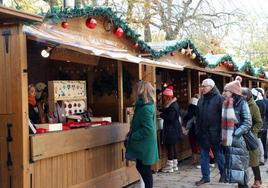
[243,130,259,151]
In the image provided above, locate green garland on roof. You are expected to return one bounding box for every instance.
[152,38,209,66]
[43,6,154,55]
[240,61,256,76]
[257,66,266,78]
[207,54,239,71]
[43,7,209,62]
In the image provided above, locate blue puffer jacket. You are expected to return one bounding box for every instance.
[224,96,252,185]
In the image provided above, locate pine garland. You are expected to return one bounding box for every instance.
[41,6,268,79]
[240,61,256,76]
[257,66,266,78]
[152,38,209,66]
[207,54,239,71]
[44,6,154,55]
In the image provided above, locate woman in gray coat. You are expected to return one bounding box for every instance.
[223,77,252,188]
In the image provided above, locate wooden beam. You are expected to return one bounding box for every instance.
[0,5,43,23]
[117,61,124,123]
[187,69,191,101]
[50,48,99,66]
[30,123,128,161]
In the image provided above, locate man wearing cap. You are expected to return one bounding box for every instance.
[195,78,225,186]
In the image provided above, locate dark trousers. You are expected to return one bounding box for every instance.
[136,160,153,188]
[252,166,261,181]
[166,144,177,160]
[260,130,267,159]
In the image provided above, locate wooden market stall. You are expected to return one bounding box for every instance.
[0,5,43,188]
[146,40,233,169]
[0,6,184,188]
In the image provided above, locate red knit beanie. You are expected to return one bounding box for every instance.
[163,85,174,97]
[224,76,243,95]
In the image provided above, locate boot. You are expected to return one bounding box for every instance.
[162,160,174,173]
[173,159,178,171]
[251,180,262,188]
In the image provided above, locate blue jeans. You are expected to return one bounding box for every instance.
[200,147,225,181]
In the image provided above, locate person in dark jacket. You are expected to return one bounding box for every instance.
[242,88,262,188]
[223,77,251,188]
[195,78,225,186]
[183,96,199,165]
[252,88,266,165]
[160,85,181,173]
[28,84,39,124]
[256,87,268,162]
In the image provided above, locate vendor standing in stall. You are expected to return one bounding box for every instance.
[28,84,39,124]
[160,85,181,173]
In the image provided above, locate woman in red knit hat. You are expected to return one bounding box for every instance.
[160,85,181,173]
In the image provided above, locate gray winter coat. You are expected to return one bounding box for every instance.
[224,96,252,185]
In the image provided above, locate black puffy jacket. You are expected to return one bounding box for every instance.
[160,98,181,145]
[196,86,224,149]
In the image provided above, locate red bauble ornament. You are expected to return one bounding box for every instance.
[61,21,69,29]
[86,18,97,29]
[114,27,124,37]
[133,43,139,49]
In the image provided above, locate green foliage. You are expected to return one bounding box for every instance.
[93,67,133,97]
[240,61,256,76]
[44,6,155,55]
[207,54,238,71]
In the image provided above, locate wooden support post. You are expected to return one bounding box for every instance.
[198,71,201,96]
[187,69,191,101]
[117,61,123,123]
[249,80,252,89]
[223,77,226,87]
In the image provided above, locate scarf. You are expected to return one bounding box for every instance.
[28,96,37,106]
[164,97,177,108]
[221,97,237,146]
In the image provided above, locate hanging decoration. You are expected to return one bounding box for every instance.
[85,18,97,29]
[61,21,69,29]
[133,43,139,49]
[180,48,186,54]
[103,18,113,32]
[185,45,193,56]
[93,67,133,98]
[191,53,196,59]
[114,27,124,37]
[44,6,268,80]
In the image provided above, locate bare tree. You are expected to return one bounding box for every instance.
[150,0,241,41]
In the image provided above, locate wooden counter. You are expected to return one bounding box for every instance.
[29,123,140,188]
[30,123,128,161]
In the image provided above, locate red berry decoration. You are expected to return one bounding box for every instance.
[133,43,139,49]
[86,18,97,29]
[114,27,124,37]
[61,21,69,29]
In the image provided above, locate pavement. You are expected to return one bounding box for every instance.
[125,158,268,188]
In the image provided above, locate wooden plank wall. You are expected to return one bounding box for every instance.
[0,25,29,187]
[30,142,139,188]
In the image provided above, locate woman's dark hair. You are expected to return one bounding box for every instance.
[232,93,243,106]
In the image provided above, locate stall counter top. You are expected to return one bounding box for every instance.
[30,122,128,161]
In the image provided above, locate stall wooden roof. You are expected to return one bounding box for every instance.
[0,5,43,24]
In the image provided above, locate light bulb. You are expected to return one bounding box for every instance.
[41,49,50,58]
